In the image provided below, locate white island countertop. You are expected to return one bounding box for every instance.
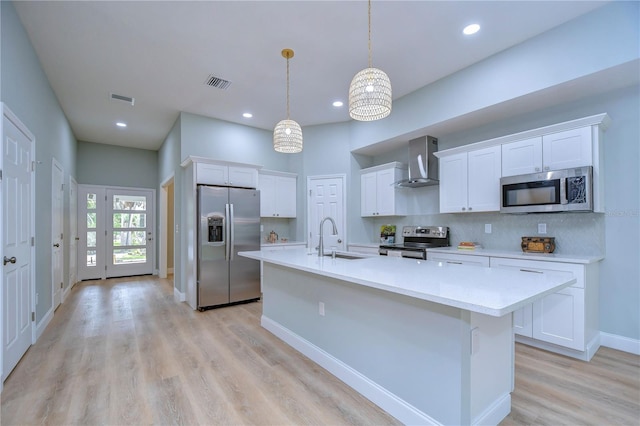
[240,248,576,317]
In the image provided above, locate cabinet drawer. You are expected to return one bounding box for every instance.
[489,257,584,288]
[427,252,490,267]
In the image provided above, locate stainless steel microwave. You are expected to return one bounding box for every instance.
[500,166,593,213]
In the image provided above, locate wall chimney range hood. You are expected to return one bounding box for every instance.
[394,136,439,188]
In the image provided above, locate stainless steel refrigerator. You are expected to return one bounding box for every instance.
[197,185,261,310]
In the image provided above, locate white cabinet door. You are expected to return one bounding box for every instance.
[375,168,397,216]
[258,174,276,217]
[229,166,258,188]
[542,127,592,171]
[439,147,500,213]
[258,173,297,217]
[276,175,297,217]
[197,163,228,185]
[533,286,584,350]
[439,152,468,213]
[501,137,543,177]
[467,146,502,212]
[360,171,378,216]
[360,166,405,217]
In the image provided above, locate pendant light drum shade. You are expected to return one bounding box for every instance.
[273,48,303,153]
[273,119,303,153]
[348,67,392,121]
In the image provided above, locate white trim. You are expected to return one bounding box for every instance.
[359,161,406,175]
[600,332,640,355]
[515,333,601,361]
[159,174,174,280]
[180,155,263,170]
[35,306,54,341]
[261,315,439,426]
[472,393,511,426]
[173,286,185,303]
[435,113,610,158]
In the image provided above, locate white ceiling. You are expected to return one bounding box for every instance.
[14,0,611,151]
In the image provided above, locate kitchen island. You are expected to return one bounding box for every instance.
[239,249,576,425]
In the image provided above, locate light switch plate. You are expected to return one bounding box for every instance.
[538,223,547,234]
[484,224,492,234]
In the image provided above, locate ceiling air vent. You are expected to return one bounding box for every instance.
[205,74,232,90]
[110,93,135,106]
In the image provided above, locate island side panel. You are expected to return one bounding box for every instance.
[262,263,474,425]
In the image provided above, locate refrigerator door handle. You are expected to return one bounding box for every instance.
[229,203,235,261]
[225,203,231,261]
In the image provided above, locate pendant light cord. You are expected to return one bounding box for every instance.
[368,0,372,68]
[286,56,290,119]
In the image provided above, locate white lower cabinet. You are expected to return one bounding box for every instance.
[426,250,600,360]
[489,257,598,359]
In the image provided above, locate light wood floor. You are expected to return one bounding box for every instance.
[1,276,638,425]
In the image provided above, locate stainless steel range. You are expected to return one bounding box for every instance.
[379,226,450,259]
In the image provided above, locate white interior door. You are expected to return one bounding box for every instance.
[106,189,154,278]
[2,106,34,381]
[52,159,64,308]
[307,175,346,254]
[69,178,78,289]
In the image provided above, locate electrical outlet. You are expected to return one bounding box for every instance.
[538,223,547,234]
[319,302,325,316]
[484,224,492,234]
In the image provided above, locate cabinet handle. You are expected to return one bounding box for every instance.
[520,268,543,274]
[446,261,463,265]
[53,243,60,248]
[535,167,541,172]
[461,207,466,211]
[468,207,472,211]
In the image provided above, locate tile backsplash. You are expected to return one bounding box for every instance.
[373,212,605,256]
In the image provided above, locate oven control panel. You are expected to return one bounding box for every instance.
[402,226,448,239]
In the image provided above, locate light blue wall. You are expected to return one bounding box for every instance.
[349,1,639,149]
[76,140,158,188]
[1,1,77,321]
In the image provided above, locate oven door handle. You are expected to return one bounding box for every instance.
[401,251,426,260]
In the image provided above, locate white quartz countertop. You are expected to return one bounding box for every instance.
[261,241,306,248]
[426,246,603,264]
[239,248,576,317]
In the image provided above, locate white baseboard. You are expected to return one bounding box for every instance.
[168,267,174,274]
[174,286,185,303]
[262,315,442,426]
[35,306,54,342]
[473,393,511,426]
[600,332,640,355]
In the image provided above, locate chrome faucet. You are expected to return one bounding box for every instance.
[318,216,338,257]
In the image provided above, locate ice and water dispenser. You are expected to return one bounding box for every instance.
[208,216,224,243]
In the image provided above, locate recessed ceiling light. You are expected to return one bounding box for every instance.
[463,24,480,35]
[116,122,127,127]
[242,112,253,118]
[332,101,344,107]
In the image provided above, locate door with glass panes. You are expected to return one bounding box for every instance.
[78,185,154,280]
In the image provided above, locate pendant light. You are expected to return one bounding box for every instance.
[348,0,392,121]
[273,48,303,153]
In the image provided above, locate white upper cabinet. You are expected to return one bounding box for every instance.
[258,170,297,218]
[501,137,543,177]
[502,127,593,177]
[542,127,593,171]
[439,146,502,213]
[196,162,258,188]
[360,162,407,217]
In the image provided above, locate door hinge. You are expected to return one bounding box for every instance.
[0,169,2,181]
[61,183,64,191]
[31,161,35,172]
[32,312,35,322]
[61,233,64,240]
[309,189,312,197]
[60,282,63,289]
[31,236,35,246]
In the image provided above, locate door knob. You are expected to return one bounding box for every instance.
[337,239,342,243]
[53,243,60,247]
[3,256,17,265]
